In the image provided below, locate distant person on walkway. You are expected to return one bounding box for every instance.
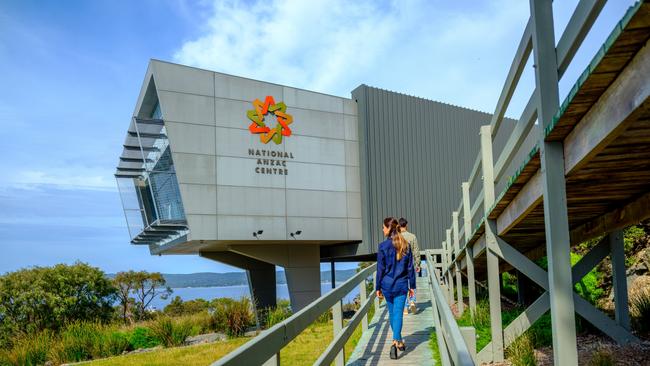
[399,217,421,315]
[376,217,416,359]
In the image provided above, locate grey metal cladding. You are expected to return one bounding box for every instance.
[352,85,516,253]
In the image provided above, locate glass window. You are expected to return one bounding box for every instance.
[151,102,162,119]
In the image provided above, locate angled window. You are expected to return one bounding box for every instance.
[115,80,187,246]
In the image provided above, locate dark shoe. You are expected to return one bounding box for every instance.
[390,344,398,359]
[398,342,406,351]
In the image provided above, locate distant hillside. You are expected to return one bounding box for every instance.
[107,269,357,288]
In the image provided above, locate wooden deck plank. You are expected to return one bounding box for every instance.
[347,276,435,365]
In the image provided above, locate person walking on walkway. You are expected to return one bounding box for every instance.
[399,217,420,315]
[376,217,416,359]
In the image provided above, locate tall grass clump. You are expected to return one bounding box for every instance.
[149,316,192,347]
[128,326,160,349]
[472,299,491,328]
[181,311,213,335]
[211,297,255,337]
[506,332,536,366]
[631,289,650,333]
[97,330,131,356]
[48,321,103,363]
[265,301,292,328]
[0,330,53,366]
[588,348,614,366]
[315,309,332,324]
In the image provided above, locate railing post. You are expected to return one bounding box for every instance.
[446,229,456,306]
[453,211,464,316]
[332,300,344,366]
[262,354,280,366]
[460,326,477,363]
[462,182,477,318]
[530,0,578,364]
[373,270,380,312]
[360,276,368,332]
[442,240,450,304]
[481,124,504,362]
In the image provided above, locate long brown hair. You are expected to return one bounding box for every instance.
[383,217,409,260]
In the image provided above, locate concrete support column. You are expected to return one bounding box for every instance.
[462,182,477,318]
[609,230,631,330]
[200,251,277,312]
[530,0,578,364]
[284,248,321,312]
[229,244,321,312]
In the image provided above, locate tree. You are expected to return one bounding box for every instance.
[163,296,210,316]
[112,270,172,322]
[114,271,136,324]
[0,262,116,346]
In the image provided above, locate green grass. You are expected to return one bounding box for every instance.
[82,338,250,366]
[506,332,536,366]
[429,331,442,364]
[83,309,370,366]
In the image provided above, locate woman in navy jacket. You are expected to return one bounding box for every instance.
[376,217,416,359]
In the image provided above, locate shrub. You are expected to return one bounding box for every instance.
[48,321,105,363]
[265,303,292,328]
[164,296,210,316]
[588,348,614,366]
[128,326,160,349]
[98,331,131,357]
[472,299,491,328]
[537,253,604,304]
[506,332,536,366]
[211,297,254,337]
[631,289,650,333]
[502,272,518,300]
[528,313,552,347]
[316,309,333,324]
[148,316,192,347]
[0,331,53,366]
[0,263,116,340]
[181,311,213,335]
[342,302,359,313]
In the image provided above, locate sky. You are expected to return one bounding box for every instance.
[0,0,637,275]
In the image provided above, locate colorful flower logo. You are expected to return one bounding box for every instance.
[246,96,293,144]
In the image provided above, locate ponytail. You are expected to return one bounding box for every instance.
[383,217,409,260]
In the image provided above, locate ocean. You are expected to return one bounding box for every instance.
[149,282,360,310]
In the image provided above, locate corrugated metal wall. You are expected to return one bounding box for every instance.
[352,85,518,253]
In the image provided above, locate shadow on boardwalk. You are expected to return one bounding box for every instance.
[347,276,435,365]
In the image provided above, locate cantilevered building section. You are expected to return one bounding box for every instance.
[115,60,517,312]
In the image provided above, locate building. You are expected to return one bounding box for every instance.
[115,60,518,312]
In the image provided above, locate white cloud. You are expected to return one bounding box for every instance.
[173,0,531,113]
[2,169,116,191]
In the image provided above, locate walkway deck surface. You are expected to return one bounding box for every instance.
[347,276,435,365]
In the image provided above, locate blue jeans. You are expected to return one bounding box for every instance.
[385,293,407,341]
[404,289,416,310]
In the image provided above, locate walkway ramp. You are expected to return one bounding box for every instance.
[347,275,435,365]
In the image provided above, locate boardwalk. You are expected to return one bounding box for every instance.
[347,275,435,365]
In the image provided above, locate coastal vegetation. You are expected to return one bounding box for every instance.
[0,262,366,365]
[0,262,259,365]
